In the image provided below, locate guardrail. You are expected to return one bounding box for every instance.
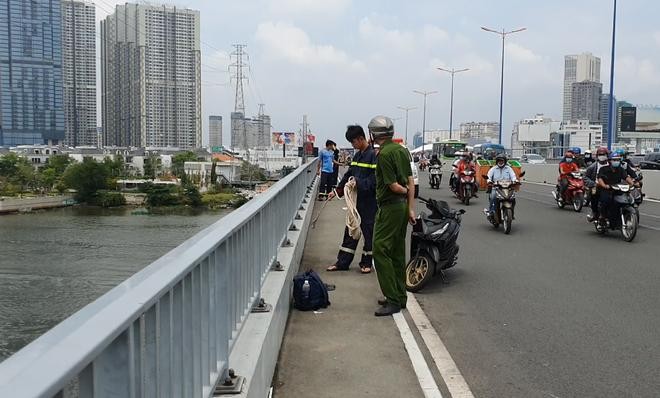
[0,159,318,398]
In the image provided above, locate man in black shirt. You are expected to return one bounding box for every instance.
[597,152,636,222]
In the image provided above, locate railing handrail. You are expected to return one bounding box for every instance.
[0,159,318,397]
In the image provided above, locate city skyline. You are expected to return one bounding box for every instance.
[89,0,660,148]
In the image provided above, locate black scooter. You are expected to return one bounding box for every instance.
[405,197,464,292]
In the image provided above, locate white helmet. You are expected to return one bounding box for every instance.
[368,115,394,138]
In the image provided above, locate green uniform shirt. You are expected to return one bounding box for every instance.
[376,140,413,205]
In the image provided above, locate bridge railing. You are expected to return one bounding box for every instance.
[0,159,318,398]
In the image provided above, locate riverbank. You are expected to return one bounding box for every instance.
[0,195,75,214]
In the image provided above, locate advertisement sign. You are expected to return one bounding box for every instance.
[620,106,660,138]
[621,107,637,132]
[272,132,297,145]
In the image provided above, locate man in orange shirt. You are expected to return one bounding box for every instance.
[557,150,579,200]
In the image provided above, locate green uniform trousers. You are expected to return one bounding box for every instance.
[373,202,408,307]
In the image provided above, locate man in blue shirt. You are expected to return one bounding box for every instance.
[486,154,518,215]
[317,140,338,200]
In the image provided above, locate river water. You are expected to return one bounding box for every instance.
[0,206,230,362]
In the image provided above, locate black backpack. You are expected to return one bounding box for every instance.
[292,270,330,311]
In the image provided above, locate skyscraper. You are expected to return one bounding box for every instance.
[0,0,65,146]
[230,112,272,150]
[563,53,601,122]
[571,81,602,123]
[101,4,201,149]
[599,93,617,145]
[209,115,222,148]
[62,0,96,147]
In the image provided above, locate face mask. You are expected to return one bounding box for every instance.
[497,162,505,168]
[611,161,621,168]
[597,155,608,162]
[565,158,573,163]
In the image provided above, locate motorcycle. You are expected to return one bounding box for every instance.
[482,172,524,235]
[428,164,442,189]
[552,171,585,212]
[405,197,465,292]
[594,184,639,242]
[455,168,478,205]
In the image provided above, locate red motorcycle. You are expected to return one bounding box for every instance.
[552,171,585,212]
[455,168,478,205]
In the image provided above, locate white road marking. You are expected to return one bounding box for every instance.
[407,293,475,398]
[392,312,444,398]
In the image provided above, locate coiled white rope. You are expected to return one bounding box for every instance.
[344,177,362,240]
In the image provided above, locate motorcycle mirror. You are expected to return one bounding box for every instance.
[481,175,488,180]
[520,171,526,177]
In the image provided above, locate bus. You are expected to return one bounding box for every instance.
[473,143,506,160]
[431,140,467,160]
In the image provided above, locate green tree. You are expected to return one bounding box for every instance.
[142,182,180,207]
[62,159,111,202]
[171,151,199,177]
[46,154,72,174]
[240,161,267,181]
[143,155,159,179]
[181,184,202,207]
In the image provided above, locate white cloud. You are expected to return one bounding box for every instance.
[422,25,450,44]
[358,17,415,51]
[268,0,351,17]
[654,32,660,47]
[255,21,364,70]
[506,42,542,63]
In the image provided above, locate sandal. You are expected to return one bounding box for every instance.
[326,264,347,272]
[360,266,372,274]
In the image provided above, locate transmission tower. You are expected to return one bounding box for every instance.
[230,44,248,114]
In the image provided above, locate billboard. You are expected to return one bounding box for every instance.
[272,132,296,146]
[620,106,660,138]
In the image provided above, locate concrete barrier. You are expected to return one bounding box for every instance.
[520,164,660,200]
[0,195,75,213]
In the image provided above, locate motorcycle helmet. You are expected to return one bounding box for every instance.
[615,148,627,159]
[596,147,609,163]
[609,151,622,168]
[368,115,394,139]
[495,154,507,168]
[584,150,593,158]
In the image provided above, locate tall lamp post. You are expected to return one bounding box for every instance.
[413,90,437,155]
[397,106,417,148]
[481,26,526,145]
[607,0,617,150]
[436,67,469,140]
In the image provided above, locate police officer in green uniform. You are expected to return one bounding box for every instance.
[369,116,416,317]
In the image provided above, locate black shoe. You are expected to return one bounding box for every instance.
[377,298,406,309]
[375,303,401,316]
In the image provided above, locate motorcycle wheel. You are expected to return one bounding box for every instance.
[405,254,434,292]
[621,209,638,242]
[557,196,565,209]
[503,208,513,234]
[463,194,470,206]
[573,193,584,212]
[463,187,471,205]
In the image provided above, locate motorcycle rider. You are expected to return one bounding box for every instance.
[452,152,476,196]
[596,151,636,223]
[617,149,639,180]
[584,147,610,221]
[486,154,518,216]
[583,150,595,167]
[449,151,464,191]
[557,150,580,201]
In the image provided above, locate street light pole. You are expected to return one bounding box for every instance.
[413,90,438,154]
[607,0,617,151]
[397,106,417,148]
[481,26,527,146]
[437,67,469,140]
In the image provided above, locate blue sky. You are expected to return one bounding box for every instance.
[96,0,660,147]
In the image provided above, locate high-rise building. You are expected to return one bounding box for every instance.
[101,4,201,148]
[571,81,602,123]
[599,93,617,144]
[459,122,499,144]
[563,53,601,122]
[0,0,65,146]
[230,112,272,150]
[62,0,96,147]
[209,116,223,148]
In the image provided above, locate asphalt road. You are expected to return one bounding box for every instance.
[414,171,660,398]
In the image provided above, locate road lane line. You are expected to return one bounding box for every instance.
[392,312,444,398]
[407,293,475,398]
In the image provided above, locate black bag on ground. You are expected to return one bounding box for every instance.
[293,270,330,311]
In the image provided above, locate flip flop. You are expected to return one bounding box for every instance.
[360,266,372,274]
[326,265,348,272]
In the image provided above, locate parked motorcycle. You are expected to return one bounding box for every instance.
[552,171,585,212]
[405,197,464,292]
[428,164,442,189]
[594,184,639,242]
[482,172,524,235]
[454,168,478,205]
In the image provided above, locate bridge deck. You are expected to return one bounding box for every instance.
[273,198,429,398]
